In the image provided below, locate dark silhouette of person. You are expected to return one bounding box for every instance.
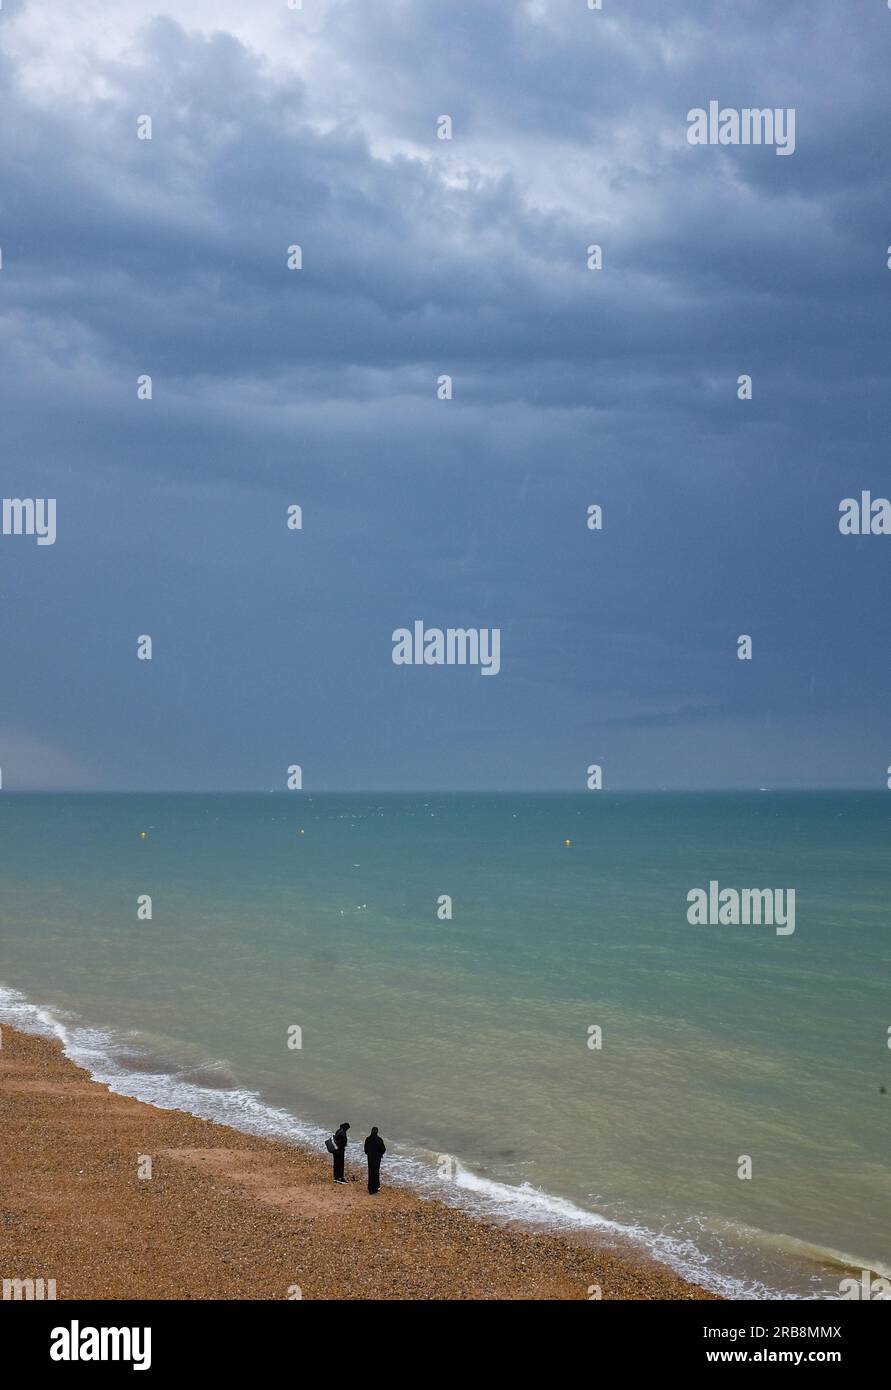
[364,1126,386,1194]
[333,1121,350,1183]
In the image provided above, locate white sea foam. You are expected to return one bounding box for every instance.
[0,983,845,1302]
[0,984,331,1148]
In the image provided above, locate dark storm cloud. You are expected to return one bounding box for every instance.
[1,1,889,788]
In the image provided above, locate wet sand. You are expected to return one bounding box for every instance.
[0,1026,715,1300]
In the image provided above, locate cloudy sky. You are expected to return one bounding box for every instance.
[1,0,889,790]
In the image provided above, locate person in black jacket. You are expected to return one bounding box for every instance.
[363,1126,386,1194]
[332,1121,350,1183]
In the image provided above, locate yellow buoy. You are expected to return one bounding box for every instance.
[298,828,305,835]
[140,831,147,840]
[564,838,572,847]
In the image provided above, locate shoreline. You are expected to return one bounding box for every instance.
[0,1025,716,1300]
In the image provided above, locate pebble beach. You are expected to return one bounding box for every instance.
[0,1026,715,1301]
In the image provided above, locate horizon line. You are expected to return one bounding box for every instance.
[0,786,884,796]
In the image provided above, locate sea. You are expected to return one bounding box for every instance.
[1,790,888,1299]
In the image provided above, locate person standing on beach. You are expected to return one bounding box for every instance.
[363,1126,386,1194]
[333,1121,350,1183]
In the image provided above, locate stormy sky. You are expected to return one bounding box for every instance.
[1,0,889,790]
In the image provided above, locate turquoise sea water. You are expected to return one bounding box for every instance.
[1,791,888,1298]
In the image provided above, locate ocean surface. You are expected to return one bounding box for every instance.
[1,791,888,1299]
